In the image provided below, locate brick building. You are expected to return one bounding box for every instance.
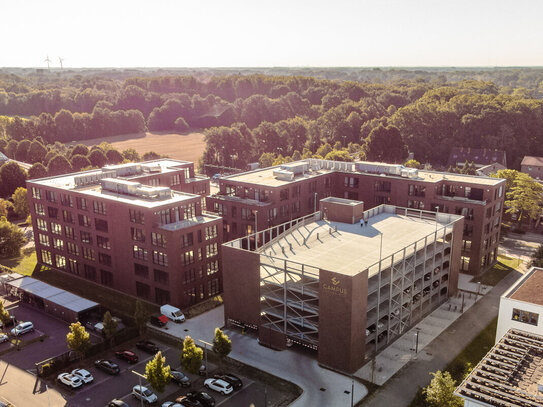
[222,199,465,373]
[207,159,505,275]
[27,160,222,309]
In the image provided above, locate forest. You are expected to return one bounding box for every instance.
[1,67,543,180]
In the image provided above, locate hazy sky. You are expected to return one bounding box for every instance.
[2,0,542,68]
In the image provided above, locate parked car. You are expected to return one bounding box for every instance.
[115,350,139,363]
[162,402,185,407]
[132,385,158,404]
[57,372,83,389]
[174,396,202,407]
[204,378,233,395]
[136,340,159,354]
[170,369,191,387]
[199,363,206,376]
[71,368,93,384]
[10,321,34,336]
[0,333,8,343]
[185,391,215,407]
[214,373,243,390]
[107,399,129,407]
[94,359,120,375]
[150,315,168,327]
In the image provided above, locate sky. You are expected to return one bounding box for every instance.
[1,0,543,68]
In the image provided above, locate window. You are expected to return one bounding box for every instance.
[76,197,88,210]
[182,250,194,266]
[48,207,58,219]
[78,214,91,227]
[80,231,92,245]
[67,259,79,274]
[308,180,317,193]
[149,232,166,247]
[155,207,179,224]
[154,269,169,284]
[82,247,95,261]
[280,204,289,217]
[61,194,73,207]
[155,288,170,304]
[462,240,472,251]
[279,188,289,201]
[46,190,56,202]
[101,269,113,285]
[135,263,149,278]
[41,250,53,265]
[53,238,64,250]
[268,208,277,222]
[205,225,217,240]
[344,176,359,188]
[181,233,193,248]
[55,254,66,270]
[292,184,301,198]
[133,245,148,260]
[512,309,539,326]
[183,203,196,219]
[408,184,426,197]
[152,250,168,266]
[207,260,219,275]
[206,243,218,258]
[291,201,300,214]
[407,200,425,209]
[65,225,75,239]
[95,219,108,232]
[171,174,180,186]
[149,178,160,186]
[375,181,391,192]
[185,287,197,305]
[51,222,62,235]
[93,201,107,215]
[231,206,237,219]
[37,218,48,231]
[99,252,112,266]
[67,242,79,256]
[375,196,391,205]
[97,236,111,250]
[184,268,196,283]
[62,210,74,223]
[131,227,145,243]
[241,208,255,220]
[129,209,145,224]
[84,264,96,281]
[208,278,221,296]
[39,234,50,247]
[32,187,42,199]
[136,282,150,299]
[34,203,45,216]
[213,203,227,216]
[184,167,190,179]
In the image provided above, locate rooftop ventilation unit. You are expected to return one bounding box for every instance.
[102,163,142,177]
[280,162,308,174]
[100,178,172,200]
[74,170,117,187]
[273,169,295,181]
[401,168,419,178]
[142,163,161,173]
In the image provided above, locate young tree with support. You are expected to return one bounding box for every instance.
[212,328,232,372]
[181,336,203,375]
[145,351,171,392]
[66,322,91,358]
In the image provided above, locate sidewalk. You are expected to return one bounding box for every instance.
[361,270,521,407]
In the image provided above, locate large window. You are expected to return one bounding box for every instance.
[134,263,149,278]
[60,194,73,207]
[76,197,88,210]
[48,207,58,219]
[131,227,145,243]
[84,264,96,281]
[101,269,113,285]
[55,254,66,270]
[152,250,168,266]
[46,190,57,203]
[182,250,194,266]
[205,225,217,240]
[151,232,166,247]
[37,218,48,231]
[80,231,92,245]
[155,288,170,304]
[133,245,148,260]
[93,201,107,215]
[51,222,62,235]
[38,234,50,247]
[95,219,108,232]
[32,187,42,200]
[67,242,79,256]
[512,308,539,326]
[98,253,112,267]
[34,203,45,216]
[136,282,150,299]
[78,214,91,227]
[181,233,193,248]
[41,250,52,265]
[97,236,111,250]
[129,209,145,224]
[154,269,169,284]
[62,210,74,223]
[82,247,95,261]
[206,243,218,258]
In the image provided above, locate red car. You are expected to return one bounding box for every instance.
[115,350,139,363]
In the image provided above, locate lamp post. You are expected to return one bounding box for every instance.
[131,370,146,407]
[314,192,317,213]
[198,339,213,378]
[255,210,258,250]
[477,282,481,301]
[350,379,354,407]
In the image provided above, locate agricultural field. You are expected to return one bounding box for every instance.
[69,131,206,163]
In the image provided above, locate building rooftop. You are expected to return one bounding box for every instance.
[221,159,504,188]
[448,147,507,167]
[455,328,543,407]
[159,213,221,231]
[259,205,462,277]
[522,156,543,167]
[506,268,543,307]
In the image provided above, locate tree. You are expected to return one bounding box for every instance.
[106,149,123,165]
[531,245,543,268]
[505,172,543,229]
[365,124,407,163]
[134,300,149,335]
[66,322,91,357]
[181,336,203,375]
[47,155,73,176]
[122,148,140,162]
[142,151,161,161]
[71,144,89,157]
[404,159,422,169]
[212,328,231,371]
[0,217,25,257]
[259,152,276,168]
[28,163,47,180]
[87,149,107,168]
[11,187,29,218]
[174,117,189,132]
[324,150,353,162]
[15,139,31,162]
[423,371,463,407]
[145,351,171,393]
[0,199,12,218]
[0,301,10,326]
[102,311,118,344]
[0,162,27,198]
[71,154,92,171]
[27,141,47,164]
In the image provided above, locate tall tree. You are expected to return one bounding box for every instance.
[66,322,91,357]
[181,336,203,375]
[0,199,12,218]
[28,163,48,180]
[0,217,25,257]
[0,301,10,326]
[424,371,463,407]
[212,328,232,371]
[133,300,149,335]
[0,162,27,198]
[145,351,171,393]
[27,140,47,164]
[87,150,107,168]
[364,124,407,163]
[11,187,29,218]
[102,311,118,344]
[505,172,543,229]
[47,155,73,176]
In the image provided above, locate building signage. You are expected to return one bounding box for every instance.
[323,276,347,295]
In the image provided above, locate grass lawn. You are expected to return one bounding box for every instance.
[470,254,521,286]
[0,248,37,276]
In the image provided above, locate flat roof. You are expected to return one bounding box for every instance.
[159,213,221,231]
[455,329,543,407]
[261,208,459,277]
[507,268,543,306]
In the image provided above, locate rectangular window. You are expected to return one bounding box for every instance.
[97,236,111,250]
[37,218,48,231]
[53,238,64,250]
[61,194,73,207]
[32,187,42,199]
[184,268,196,283]
[207,260,219,275]
[82,247,95,261]
[241,208,255,220]
[38,233,50,247]
[292,184,301,198]
[62,210,74,223]
[41,249,53,265]
[98,252,112,266]
[80,231,92,245]
[152,250,168,266]
[101,269,113,285]
[154,269,169,284]
[95,219,108,232]
[134,263,149,278]
[231,206,237,219]
[185,287,197,305]
[67,259,79,274]
[55,254,66,270]
[78,214,91,227]
[291,201,301,214]
[65,225,75,239]
[155,207,179,225]
[129,209,145,224]
[183,203,196,219]
[48,206,59,219]
[67,242,79,256]
[34,203,45,216]
[512,308,539,326]
[93,201,107,215]
[205,225,217,240]
[213,203,227,216]
[76,197,88,210]
[133,245,148,260]
[151,232,166,247]
[84,264,96,281]
[279,188,289,201]
[46,190,57,202]
[208,278,221,296]
[181,233,193,248]
[268,208,277,222]
[182,250,194,266]
[51,222,62,235]
[206,243,218,258]
[136,282,150,299]
[171,174,181,186]
[148,178,160,186]
[155,288,170,304]
[131,227,145,243]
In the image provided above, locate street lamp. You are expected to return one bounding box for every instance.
[198,339,213,377]
[131,370,147,407]
[255,210,258,250]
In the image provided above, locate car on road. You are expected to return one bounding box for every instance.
[170,369,191,387]
[10,321,34,336]
[136,340,159,354]
[132,385,158,404]
[204,378,233,395]
[0,334,8,344]
[174,396,202,407]
[115,350,139,363]
[94,359,120,375]
[184,391,215,407]
[71,368,93,384]
[214,373,243,390]
[107,399,130,407]
[57,372,83,389]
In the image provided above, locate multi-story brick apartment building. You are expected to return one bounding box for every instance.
[222,198,464,373]
[207,159,505,275]
[27,160,222,309]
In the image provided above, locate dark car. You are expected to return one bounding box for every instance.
[136,340,159,354]
[186,391,215,407]
[214,373,243,390]
[150,315,168,327]
[115,350,139,363]
[175,396,202,407]
[107,400,129,407]
[94,359,120,375]
[170,369,191,387]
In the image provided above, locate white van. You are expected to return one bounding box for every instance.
[160,304,185,323]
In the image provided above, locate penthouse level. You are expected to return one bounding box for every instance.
[207,159,505,275]
[27,160,222,309]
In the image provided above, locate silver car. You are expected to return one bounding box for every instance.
[11,321,34,336]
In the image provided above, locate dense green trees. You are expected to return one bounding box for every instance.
[11,187,29,218]
[0,217,25,257]
[0,162,27,197]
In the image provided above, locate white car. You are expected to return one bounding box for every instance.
[71,368,93,383]
[204,378,233,395]
[0,333,8,343]
[11,321,34,336]
[57,372,83,389]
[132,385,158,404]
[161,403,183,407]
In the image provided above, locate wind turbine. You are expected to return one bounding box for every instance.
[58,57,64,69]
[44,55,51,70]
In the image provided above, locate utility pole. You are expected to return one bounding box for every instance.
[255,210,258,250]
[131,370,146,407]
[198,339,213,377]
[351,380,354,407]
